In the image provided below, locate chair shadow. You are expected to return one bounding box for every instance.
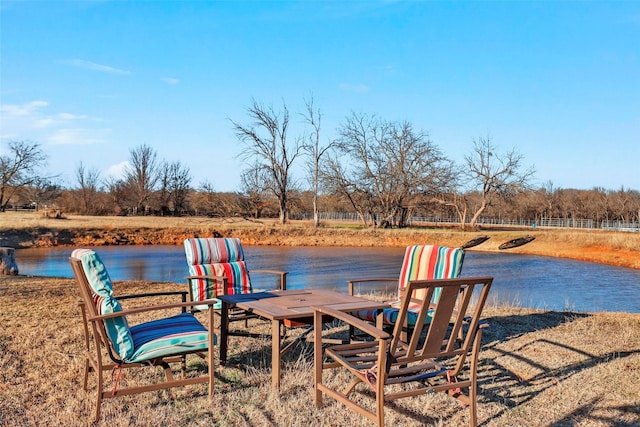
[218,311,640,426]
[477,312,640,426]
[549,397,640,427]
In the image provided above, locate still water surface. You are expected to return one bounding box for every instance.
[14,245,640,313]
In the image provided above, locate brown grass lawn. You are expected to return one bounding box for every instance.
[1,277,639,427]
[1,212,639,426]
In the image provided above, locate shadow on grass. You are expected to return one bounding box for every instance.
[218,311,640,426]
[549,397,640,427]
[478,312,640,426]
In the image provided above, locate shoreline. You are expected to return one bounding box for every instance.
[1,212,640,270]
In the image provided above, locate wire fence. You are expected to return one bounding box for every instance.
[298,212,640,232]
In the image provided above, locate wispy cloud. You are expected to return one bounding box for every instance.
[35,112,89,128]
[339,83,370,93]
[106,161,130,179]
[48,128,111,145]
[0,100,49,116]
[63,59,130,75]
[162,77,179,85]
[0,100,107,146]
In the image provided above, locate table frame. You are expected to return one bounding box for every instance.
[218,289,388,390]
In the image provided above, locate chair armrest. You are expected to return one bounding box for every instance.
[117,290,188,301]
[311,305,390,340]
[347,278,397,295]
[251,269,287,275]
[88,298,219,321]
[250,269,288,290]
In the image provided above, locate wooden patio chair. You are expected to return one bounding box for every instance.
[312,276,493,427]
[347,245,465,339]
[184,237,288,337]
[70,249,217,422]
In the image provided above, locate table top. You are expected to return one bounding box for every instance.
[218,289,389,321]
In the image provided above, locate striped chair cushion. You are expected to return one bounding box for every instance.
[398,245,465,302]
[184,238,252,307]
[353,245,464,327]
[354,301,435,327]
[72,248,134,360]
[184,237,244,265]
[128,312,214,363]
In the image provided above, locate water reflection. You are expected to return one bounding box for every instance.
[13,245,640,313]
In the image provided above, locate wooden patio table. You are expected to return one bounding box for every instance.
[218,289,389,390]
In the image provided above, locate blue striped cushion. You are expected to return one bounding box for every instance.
[72,249,134,360]
[128,313,214,363]
[353,302,435,327]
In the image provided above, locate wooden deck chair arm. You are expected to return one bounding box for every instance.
[116,290,189,302]
[311,305,391,341]
[347,278,398,295]
[249,269,288,290]
[87,298,219,322]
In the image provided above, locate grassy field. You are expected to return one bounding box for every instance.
[1,211,639,426]
[0,277,639,426]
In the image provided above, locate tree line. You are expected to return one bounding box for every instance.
[1,99,639,229]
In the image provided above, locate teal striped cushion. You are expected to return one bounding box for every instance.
[128,313,214,363]
[353,302,435,326]
[72,249,134,361]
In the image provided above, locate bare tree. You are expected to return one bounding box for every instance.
[158,160,192,215]
[21,177,63,211]
[104,176,131,215]
[301,97,333,227]
[191,181,219,216]
[124,144,160,215]
[0,140,48,212]
[324,113,453,228]
[231,99,304,224]
[75,162,101,214]
[239,164,271,219]
[463,137,535,228]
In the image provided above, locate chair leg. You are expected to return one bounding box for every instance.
[94,368,103,422]
[376,391,385,427]
[467,326,485,427]
[208,307,215,400]
[181,355,187,379]
[83,358,90,390]
[469,387,478,427]
[313,311,323,407]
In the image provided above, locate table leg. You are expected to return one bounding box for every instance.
[375,308,384,329]
[272,319,281,390]
[220,300,229,365]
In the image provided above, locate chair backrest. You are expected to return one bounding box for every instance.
[397,245,465,302]
[69,249,134,362]
[389,276,493,369]
[184,237,252,302]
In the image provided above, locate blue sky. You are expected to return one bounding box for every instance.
[1,1,638,192]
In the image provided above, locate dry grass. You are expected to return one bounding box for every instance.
[1,276,639,427]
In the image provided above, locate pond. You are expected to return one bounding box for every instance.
[13,245,640,313]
